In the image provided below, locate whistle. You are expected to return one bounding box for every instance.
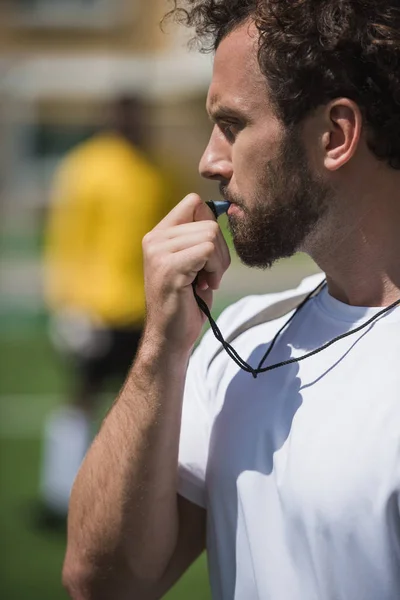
[206,200,231,219]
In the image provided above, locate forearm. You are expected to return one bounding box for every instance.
[64,336,191,596]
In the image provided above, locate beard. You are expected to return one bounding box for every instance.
[222,128,333,269]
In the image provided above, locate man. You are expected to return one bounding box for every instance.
[63,2,400,599]
[38,96,172,527]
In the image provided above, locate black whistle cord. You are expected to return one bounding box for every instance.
[193,279,400,379]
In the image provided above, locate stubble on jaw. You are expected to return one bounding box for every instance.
[224,129,334,269]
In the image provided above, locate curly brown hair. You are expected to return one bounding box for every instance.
[166,0,400,170]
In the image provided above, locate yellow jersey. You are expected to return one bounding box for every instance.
[45,133,172,327]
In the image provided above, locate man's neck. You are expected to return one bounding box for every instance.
[308,178,400,307]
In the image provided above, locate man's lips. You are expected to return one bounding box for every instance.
[227,202,244,216]
[219,188,245,215]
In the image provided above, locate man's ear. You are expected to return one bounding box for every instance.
[322,99,363,171]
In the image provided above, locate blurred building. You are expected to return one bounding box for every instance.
[0,0,215,314]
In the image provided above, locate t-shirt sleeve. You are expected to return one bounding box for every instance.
[177,297,254,508]
[177,338,212,508]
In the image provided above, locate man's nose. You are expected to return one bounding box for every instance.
[199,127,233,182]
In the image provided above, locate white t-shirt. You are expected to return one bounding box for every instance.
[178,274,400,600]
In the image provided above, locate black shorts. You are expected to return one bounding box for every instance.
[74,327,142,391]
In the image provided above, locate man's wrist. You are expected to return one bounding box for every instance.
[134,331,192,379]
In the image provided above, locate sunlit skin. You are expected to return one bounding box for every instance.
[199,22,400,307]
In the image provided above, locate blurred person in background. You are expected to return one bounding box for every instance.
[37,95,173,529]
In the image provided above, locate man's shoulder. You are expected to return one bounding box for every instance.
[192,271,324,384]
[215,272,325,338]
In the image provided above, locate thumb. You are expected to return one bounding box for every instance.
[153,193,216,231]
[152,193,202,230]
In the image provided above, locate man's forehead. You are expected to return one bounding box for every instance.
[212,22,259,79]
[207,24,267,114]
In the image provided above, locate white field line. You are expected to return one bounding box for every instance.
[0,394,61,439]
[0,393,112,439]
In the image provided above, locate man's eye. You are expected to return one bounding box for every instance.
[219,122,239,142]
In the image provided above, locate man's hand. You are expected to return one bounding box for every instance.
[142,193,231,351]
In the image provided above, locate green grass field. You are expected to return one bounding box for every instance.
[0,319,213,600]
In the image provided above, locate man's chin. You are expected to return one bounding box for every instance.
[233,239,299,270]
[239,257,277,270]
[234,245,281,270]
